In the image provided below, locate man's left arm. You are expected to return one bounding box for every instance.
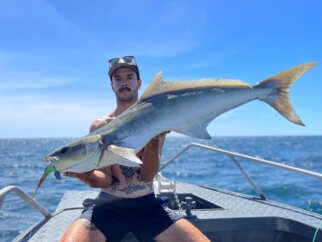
[140,132,168,182]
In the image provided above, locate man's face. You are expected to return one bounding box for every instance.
[111,67,142,102]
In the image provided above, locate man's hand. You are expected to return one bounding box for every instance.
[151,131,170,141]
[64,171,94,184]
[64,168,112,188]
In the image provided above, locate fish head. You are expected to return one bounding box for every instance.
[33,134,103,199]
[45,134,103,172]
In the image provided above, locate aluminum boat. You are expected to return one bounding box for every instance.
[1,143,322,242]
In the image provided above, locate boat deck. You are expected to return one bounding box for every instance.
[14,181,322,242]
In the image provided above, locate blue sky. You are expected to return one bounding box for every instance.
[0,0,321,138]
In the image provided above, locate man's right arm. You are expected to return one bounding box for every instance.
[65,167,112,188]
[64,115,115,188]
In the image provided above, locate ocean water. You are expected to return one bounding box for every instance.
[0,136,321,241]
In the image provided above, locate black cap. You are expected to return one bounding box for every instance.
[108,56,140,80]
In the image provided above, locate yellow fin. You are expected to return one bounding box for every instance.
[256,62,319,126]
[140,71,252,101]
[140,71,164,100]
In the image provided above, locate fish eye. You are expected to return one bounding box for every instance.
[61,147,68,154]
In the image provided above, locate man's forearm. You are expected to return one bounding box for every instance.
[83,170,112,188]
[65,168,112,188]
[140,134,166,182]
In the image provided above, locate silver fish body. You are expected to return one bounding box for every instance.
[95,62,318,154]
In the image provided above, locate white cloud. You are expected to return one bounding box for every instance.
[0,94,115,137]
[0,77,73,90]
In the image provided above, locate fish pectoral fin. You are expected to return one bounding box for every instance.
[104,145,142,167]
[173,121,212,139]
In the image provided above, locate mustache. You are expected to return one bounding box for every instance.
[119,87,131,92]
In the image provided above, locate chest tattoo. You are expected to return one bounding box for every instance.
[120,165,141,183]
[111,176,120,193]
[118,184,147,194]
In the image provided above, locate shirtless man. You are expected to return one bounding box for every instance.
[60,56,210,242]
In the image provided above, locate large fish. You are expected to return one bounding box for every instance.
[33,62,318,197]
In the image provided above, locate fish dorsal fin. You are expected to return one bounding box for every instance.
[140,71,164,100]
[140,72,252,101]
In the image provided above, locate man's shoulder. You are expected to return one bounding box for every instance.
[94,114,115,124]
[90,113,115,133]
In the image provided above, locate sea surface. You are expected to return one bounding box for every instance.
[0,136,321,241]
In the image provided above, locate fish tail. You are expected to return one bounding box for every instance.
[32,166,56,199]
[255,62,319,126]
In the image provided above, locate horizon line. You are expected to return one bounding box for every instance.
[1,134,321,139]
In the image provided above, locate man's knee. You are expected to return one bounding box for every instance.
[60,218,106,242]
[154,219,210,242]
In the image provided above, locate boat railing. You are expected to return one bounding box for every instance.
[0,185,52,219]
[1,143,321,217]
[160,142,322,200]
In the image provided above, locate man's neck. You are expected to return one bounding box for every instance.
[114,99,137,116]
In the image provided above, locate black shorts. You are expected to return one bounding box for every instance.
[80,192,183,242]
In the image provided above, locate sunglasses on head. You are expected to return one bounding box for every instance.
[108,56,137,68]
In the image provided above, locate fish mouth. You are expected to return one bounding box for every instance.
[45,155,59,164]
